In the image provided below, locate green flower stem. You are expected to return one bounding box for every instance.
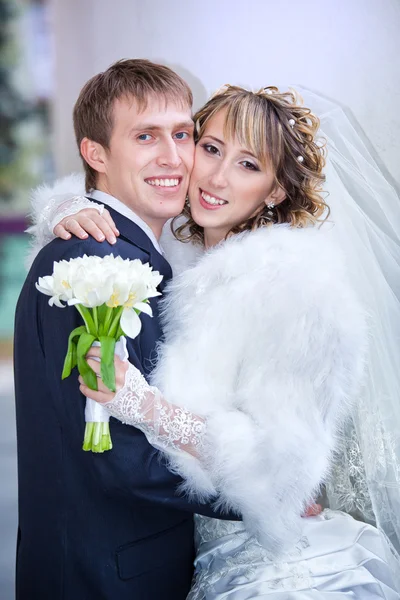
[75,304,97,336]
[93,422,101,448]
[71,303,118,454]
[77,332,97,390]
[101,422,113,451]
[92,306,99,335]
[82,421,112,453]
[82,422,94,451]
[108,306,124,338]
[103,306,114,336]
[61,325,87,380]
[98,336,116,392]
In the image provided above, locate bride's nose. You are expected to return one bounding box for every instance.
[209,163,228,189]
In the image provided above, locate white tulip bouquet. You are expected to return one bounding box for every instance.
[36,254,163,453]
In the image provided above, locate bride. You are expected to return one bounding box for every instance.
[30,85,400,597]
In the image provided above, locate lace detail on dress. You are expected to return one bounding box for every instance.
[194,513,243,544]
[104,363,206,456]
[327,413,400,528]
[326,410,400,581]
[189,515,313,599]
[327,423,374,520]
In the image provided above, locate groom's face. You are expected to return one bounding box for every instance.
[98,95,194,235]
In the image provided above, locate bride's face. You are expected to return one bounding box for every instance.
[188,109,281,243]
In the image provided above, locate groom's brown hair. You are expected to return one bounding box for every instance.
[73,59,193,192]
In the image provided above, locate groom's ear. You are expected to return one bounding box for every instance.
[80,138,107,175]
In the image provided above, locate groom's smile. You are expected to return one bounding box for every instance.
[144,176,183,191]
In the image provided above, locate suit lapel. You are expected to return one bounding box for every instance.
[88,198,173,288]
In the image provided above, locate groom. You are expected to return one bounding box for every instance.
[14,59,237,600]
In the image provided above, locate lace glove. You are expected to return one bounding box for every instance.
[39,194,104,242]
[27,193,104,265]
[104,363,206,458]
[48,195,104,234]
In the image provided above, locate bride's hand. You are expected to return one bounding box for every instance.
[54,208,119,245]
[302,503,322,517]
[78,347,129,403]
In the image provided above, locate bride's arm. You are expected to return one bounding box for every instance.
[51,202,118,245]
[82,334,326,527]
[27,176,119,263]
[80,349,206,460]
[28,177,201,276]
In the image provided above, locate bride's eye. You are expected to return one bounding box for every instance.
[241,160,259,171]
[201,143,219,155]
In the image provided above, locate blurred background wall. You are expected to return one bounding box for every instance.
[1,0,399,597]
[1,1,53,595]
[53,0,400,184]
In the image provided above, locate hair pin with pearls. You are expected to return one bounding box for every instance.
[288,118,296,128]
[297,155,304,163]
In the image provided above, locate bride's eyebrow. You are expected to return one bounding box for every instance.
[204,135,257,160]
[203,135,225,145]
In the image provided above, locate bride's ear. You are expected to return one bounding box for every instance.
[80,138,107,175]
[265,185,286,207]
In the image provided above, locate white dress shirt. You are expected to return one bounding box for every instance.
[90,189,163,255]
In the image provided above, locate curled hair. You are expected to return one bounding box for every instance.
[173,85,328,245]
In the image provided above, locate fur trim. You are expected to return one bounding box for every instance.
[28,173,85,228]
[151,225,367,554]
[160,218,203,277]
[26,173,86,267]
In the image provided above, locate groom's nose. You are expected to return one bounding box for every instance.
[156,139,182,169]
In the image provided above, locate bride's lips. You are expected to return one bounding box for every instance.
[198,188,228,211]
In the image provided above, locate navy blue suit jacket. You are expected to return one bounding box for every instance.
[14,206,237,600]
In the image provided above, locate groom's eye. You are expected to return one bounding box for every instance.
[174,131,190,140]
[137,134,152,141]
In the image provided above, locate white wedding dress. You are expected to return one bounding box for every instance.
[188,511,399,599]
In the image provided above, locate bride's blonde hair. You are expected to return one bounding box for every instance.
[173,85,328,245]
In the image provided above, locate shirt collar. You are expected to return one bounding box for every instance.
[90,189,164,255]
